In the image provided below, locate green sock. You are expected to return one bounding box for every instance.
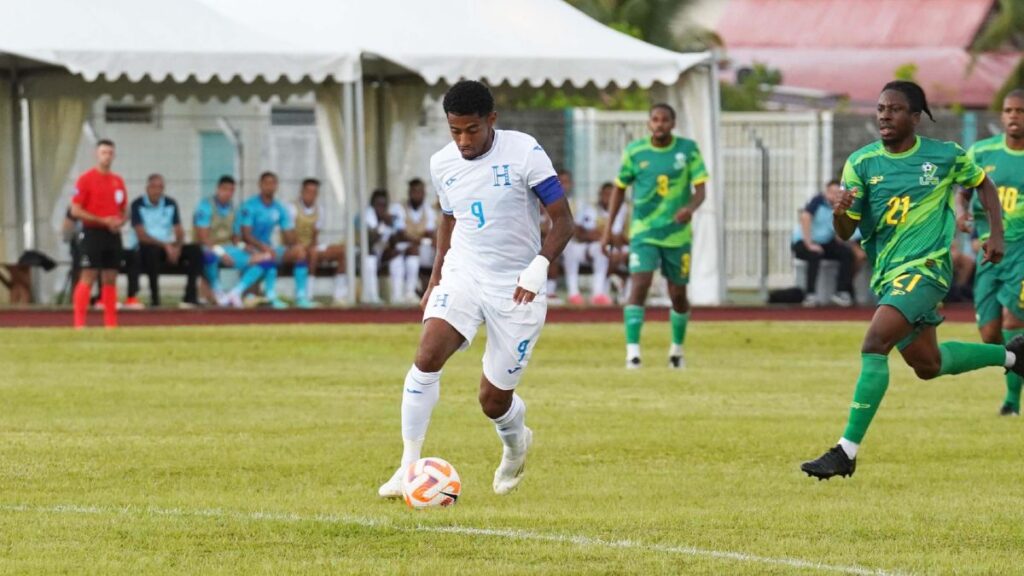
[938,341,1006,376]
[624,305,644,345]
[842,353,889,444]
[1003,329,1024,409]
[670,310,689,346]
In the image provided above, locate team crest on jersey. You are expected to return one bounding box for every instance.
[639,160,650,169]
[919,162,939,185]
[673,152,687,171]
[985,165,997,174]
[115,190,125,204]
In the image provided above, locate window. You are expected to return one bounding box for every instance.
[271,106,315,127]
[104,104,155,124]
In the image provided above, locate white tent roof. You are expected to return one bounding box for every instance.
[0,0,357,84]
[205,0,710,88]
[1,0,709,89]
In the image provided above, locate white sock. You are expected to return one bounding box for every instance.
[404,255,420,298]
[362,256,379,302]
[669,343,682,357]
[838,437,859,459]
[547,279,557,296]
[564,242,581,297]
[401,364,441,467]
[333,274,349,301]
[388,257,404,302]
[1006,351,1017,369]
[589,244,609,296]
[627,343,641,359]
[491,393,527,455]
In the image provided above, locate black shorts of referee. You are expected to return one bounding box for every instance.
[80,228,123,270]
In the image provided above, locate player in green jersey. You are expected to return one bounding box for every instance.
[957,90,1024,416]
[801,81,1024,480]
[602,103,708,370]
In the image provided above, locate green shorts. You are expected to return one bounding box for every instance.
[974,258,1002,327]
[628,242,691,285]
[876,270,947,350]
[974,239,1024,327]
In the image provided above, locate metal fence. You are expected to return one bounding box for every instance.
[43,98,836,301]
[568,108,834,293]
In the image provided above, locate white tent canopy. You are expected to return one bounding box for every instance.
[0,0,356,84]
[1,0,723,305]
[206,0,707,88]
[208,0,723,304]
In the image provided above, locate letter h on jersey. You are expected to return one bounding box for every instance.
[492,165,512,187]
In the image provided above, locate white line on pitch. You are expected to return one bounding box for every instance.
[1,504,906,576]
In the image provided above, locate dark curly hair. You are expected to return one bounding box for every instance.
[443,80,495,117]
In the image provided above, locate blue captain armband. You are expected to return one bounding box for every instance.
[532,176,565,206]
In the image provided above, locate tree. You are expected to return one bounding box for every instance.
[503,1,702,110]
[567,0,694,51]
[719,63,783,111]
[970,0,1024,108]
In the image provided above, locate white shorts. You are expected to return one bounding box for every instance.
[423,274,547,390]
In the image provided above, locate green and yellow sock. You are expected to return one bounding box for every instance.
[670,309,690,346]
[842,353,889,444]
[937,341,1006,376]
[624,305,644,345]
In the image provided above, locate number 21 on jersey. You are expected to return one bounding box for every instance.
[885,195,910,225]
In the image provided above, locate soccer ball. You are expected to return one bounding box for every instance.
[402,457,462,509]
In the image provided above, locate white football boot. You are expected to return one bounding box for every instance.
[493,427,533,495]
[378,466,405,498]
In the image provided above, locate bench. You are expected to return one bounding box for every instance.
[793,259,874,306]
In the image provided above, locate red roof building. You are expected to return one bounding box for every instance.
[717,0,1021,108]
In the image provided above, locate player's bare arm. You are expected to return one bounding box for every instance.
[799,208,823,254]
[601,186,627,256]
[831,187,858,241]
[282,229,298,248]
[976,175,1005,263]
[196,226,212,248]
[674,182,705,224]
[955,187,973,233]
[514,197,574,305]
[242,226,272,255]
[420,213,455,310]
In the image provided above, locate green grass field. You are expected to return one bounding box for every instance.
[2,321,1023,575]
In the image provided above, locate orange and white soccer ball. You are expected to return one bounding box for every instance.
[402,457,462,509]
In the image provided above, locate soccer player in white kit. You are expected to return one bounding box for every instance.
[378,80,575,497]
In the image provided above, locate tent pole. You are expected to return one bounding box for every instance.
[376,77,387,190]
[16,81,34,253]
[9,65,25,257]
[707,59,726,303]
[355,76,370,304]
[342,81,357,305]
